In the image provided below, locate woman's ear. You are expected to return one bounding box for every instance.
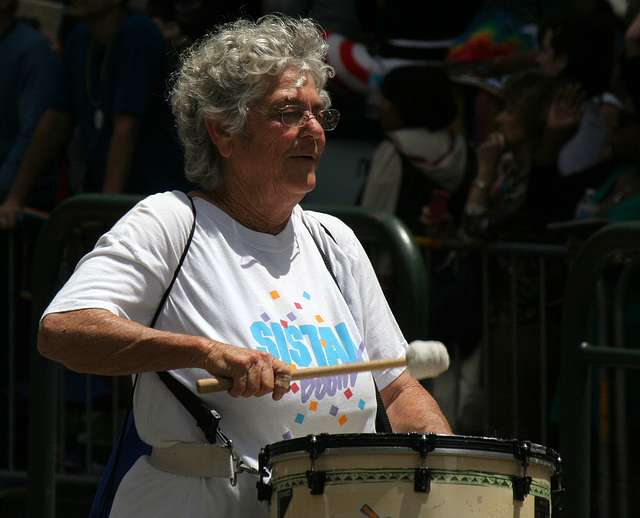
[205,117,232,158]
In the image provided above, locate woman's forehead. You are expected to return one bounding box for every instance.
[265,69,323,105]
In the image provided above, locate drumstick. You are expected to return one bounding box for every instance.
[196,340,449,394]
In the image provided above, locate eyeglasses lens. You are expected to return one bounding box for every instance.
[317,110,340,131]
[280,108,340,131]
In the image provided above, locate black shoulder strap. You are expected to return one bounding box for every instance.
[150,196,197,328]
[151,196,224,444]
[157,371,221,444]
[303,214,393,434]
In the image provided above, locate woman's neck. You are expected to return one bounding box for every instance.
[194,188,296,235]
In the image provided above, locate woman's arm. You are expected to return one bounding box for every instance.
[379,370,452,434]
[38,308,292,400]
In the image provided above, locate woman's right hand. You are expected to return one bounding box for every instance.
[203,341,292,401]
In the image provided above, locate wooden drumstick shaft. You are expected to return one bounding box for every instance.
[196,356,408,393]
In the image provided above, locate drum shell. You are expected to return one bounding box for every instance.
[263,434,560,518]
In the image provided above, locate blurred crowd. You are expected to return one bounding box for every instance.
[3,0,638,237]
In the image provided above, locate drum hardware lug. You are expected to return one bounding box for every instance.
[409,432,437,456]
[551,453,565,510]
[512,475,532,501]
[256,480,273,502]
[551,488,566,510]
[512,442,531,501]
[306,468,327,495]
[410,434,434,493]
[512,440,531,464]
[304,434,327,495]
[414,467,432,493]
[256,448,272,502]
[305,433,328,458]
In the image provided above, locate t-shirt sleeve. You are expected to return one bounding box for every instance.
[42,192,194,325]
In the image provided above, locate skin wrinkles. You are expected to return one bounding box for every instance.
[201,68,326,235]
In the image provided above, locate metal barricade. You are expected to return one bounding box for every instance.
[1,209,52,514]
[418,237,570,444]
[27,194,143,518]
[559,222,640,518]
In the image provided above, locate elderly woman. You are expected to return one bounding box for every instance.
[38,15,451,517]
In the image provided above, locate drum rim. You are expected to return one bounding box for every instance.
[262,433,561,472]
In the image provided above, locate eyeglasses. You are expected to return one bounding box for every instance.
[277,105,341,131]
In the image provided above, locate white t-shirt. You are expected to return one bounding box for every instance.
[44,191,407,517]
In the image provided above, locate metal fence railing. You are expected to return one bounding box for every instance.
[559,222,640,518]
[418,238,570,445]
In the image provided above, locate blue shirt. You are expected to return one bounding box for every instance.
[0,21,58,203]
[52,11,192,194]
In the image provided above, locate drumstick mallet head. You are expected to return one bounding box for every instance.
[196,340,450,393]
[406,340,450,379]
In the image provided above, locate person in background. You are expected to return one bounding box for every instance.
[358,64,475,432]
[145,0,190,58]
[147,0,263,57]
[588,108,640,220]
[453,70,560,438]
[460,70,557,242]
[535,6,617,177]
[0,0,192,230]
[262,0,373,43]
[38,15,451,517]
[360,64,470,236]
[0,0,59,467]
[0,0,58,211]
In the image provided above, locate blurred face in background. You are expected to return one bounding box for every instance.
[377,96,404,131]
[537,29,567,78]
[494,104,527,147]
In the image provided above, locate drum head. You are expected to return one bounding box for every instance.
[263,433,560,473]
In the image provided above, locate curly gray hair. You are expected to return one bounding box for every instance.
[170,15,334,189]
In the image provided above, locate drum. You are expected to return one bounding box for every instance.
[257,433,562,518]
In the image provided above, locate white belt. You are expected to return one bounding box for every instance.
[149,443,235,478]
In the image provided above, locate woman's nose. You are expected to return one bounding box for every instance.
[300,114,324,137]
